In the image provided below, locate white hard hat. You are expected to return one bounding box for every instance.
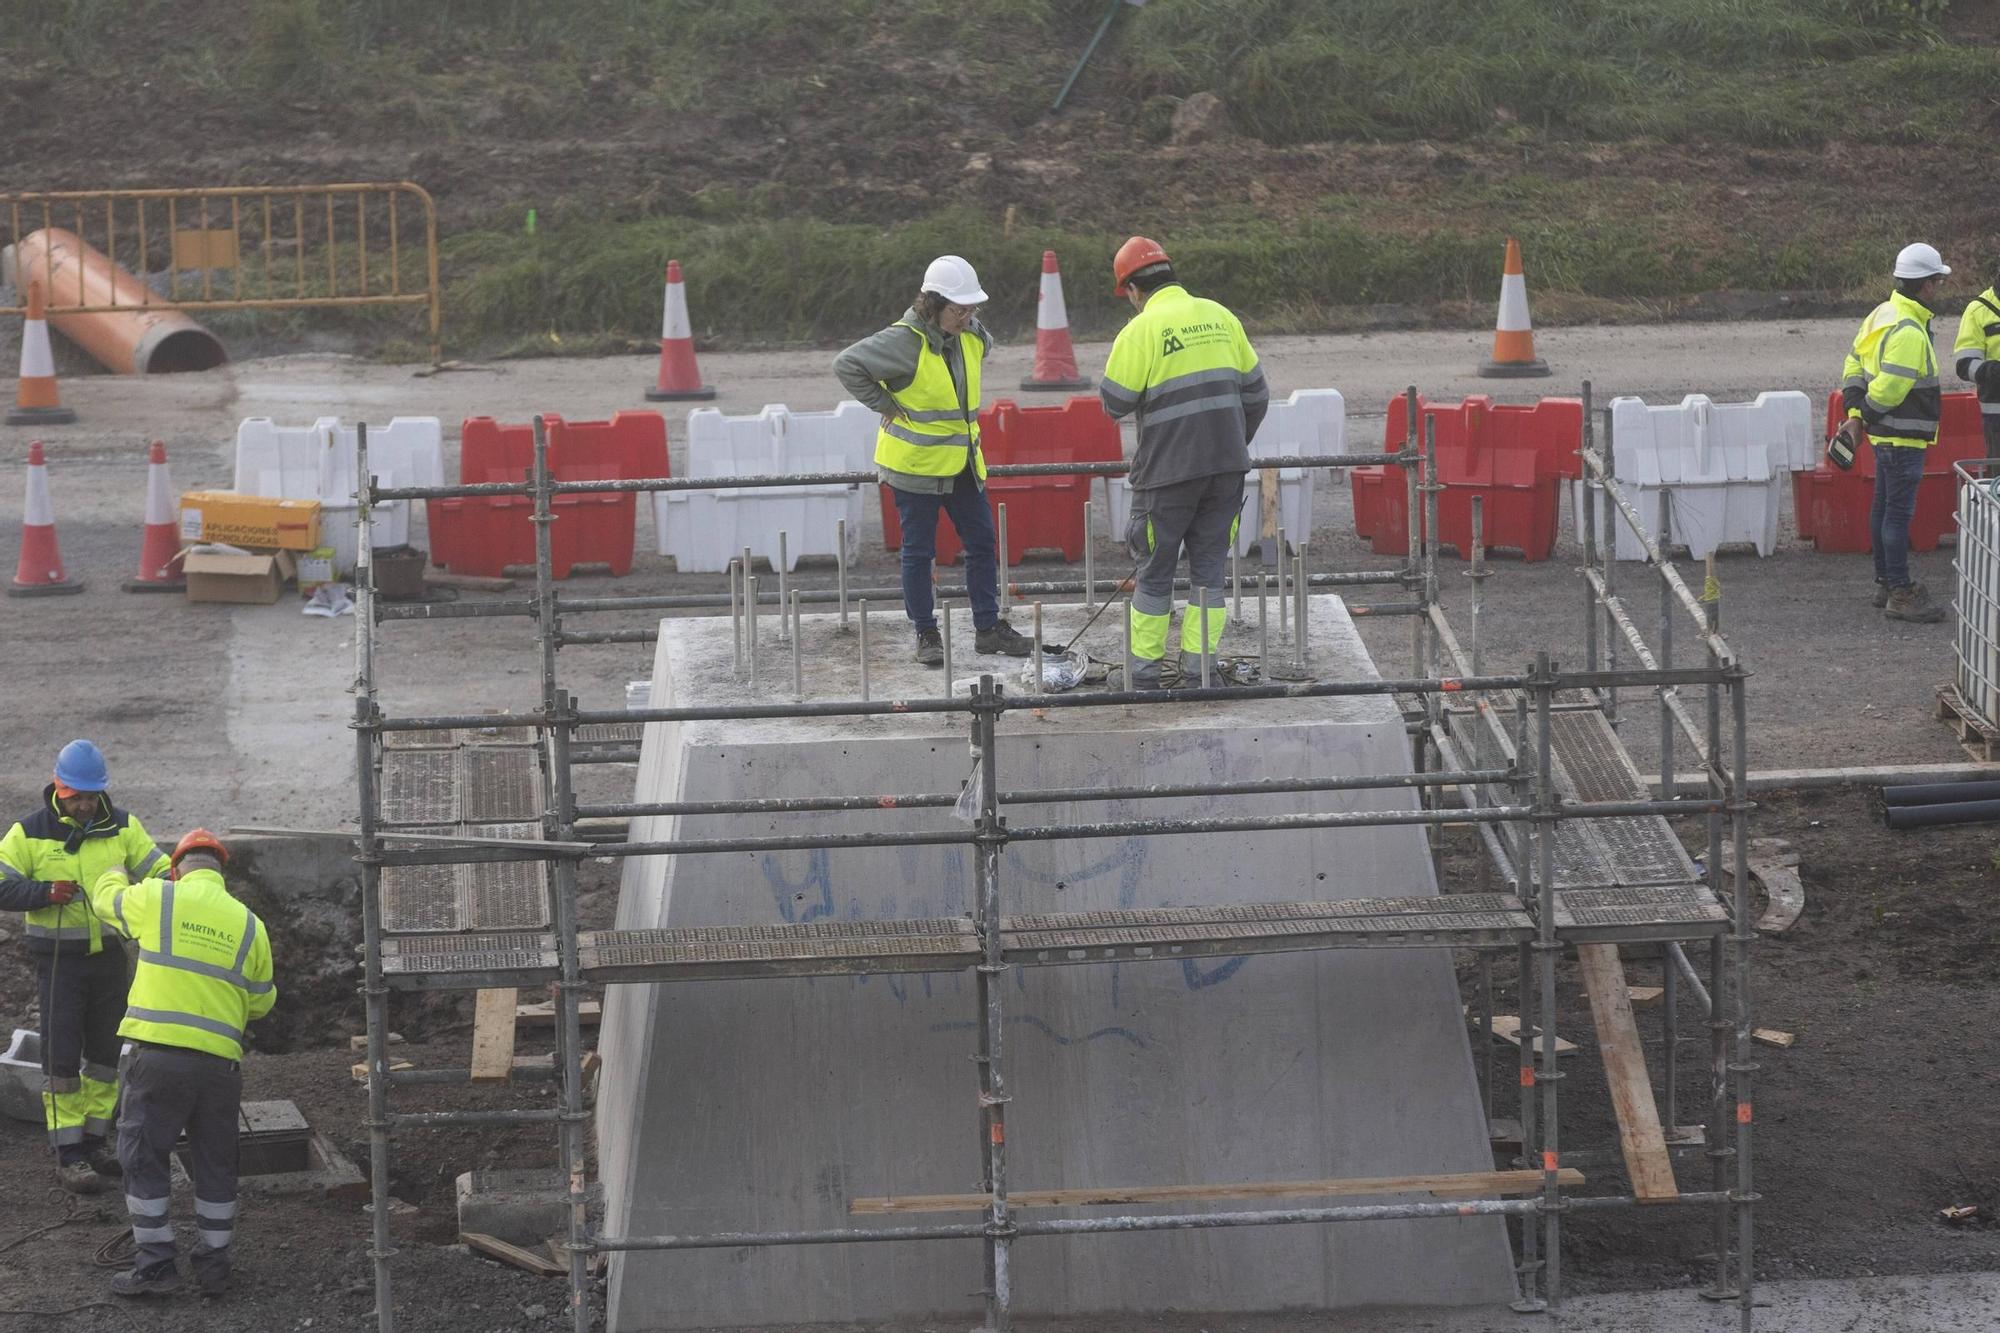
[921,255,987,306]
[1893,242,1951,280]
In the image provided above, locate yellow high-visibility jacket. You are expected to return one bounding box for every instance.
[1099,284,1269,490]
[0,786,165,955]
[87,865,275,1062]
[1842,289,1942,447]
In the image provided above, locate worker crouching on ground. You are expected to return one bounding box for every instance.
[0,739,167,1194]
[1835,242,1952,623]
[834,255,1032,666]
[86,829,276,1299]
[1953,261,2000,454]
[1099,236,1269,687]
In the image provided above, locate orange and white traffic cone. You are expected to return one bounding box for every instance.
[125,439,185,592]
[1020,249,1090,391]
[644,260,716,401]
[8,280,77,426]
[9,441,84,597]
[1477,237,1550,379]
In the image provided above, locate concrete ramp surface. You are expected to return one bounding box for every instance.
[596,599,1518,1329]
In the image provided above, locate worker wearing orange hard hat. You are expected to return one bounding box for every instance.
[1100,236,1269,687]
[85,828,275,1298]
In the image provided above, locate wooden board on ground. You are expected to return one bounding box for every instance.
[463,1231,565,1277]
[1753,1028,1797,1049]
[350,1060,414,1084]
[470,987,519,1083]
[425,569,516,591]
[1470,1010,1577,1055]
[1627,986,1664,1009]
[850,1167,1586,1215]
[1577,943,1679,1204]
[514,999,602,1028]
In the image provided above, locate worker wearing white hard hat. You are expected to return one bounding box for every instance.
[1951,253,2000,458]
[1834,242,1953,622]
[834,255,1031,666]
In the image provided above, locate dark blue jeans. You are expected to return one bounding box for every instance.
[1869,443,1926,589]
[889,469,1000,633]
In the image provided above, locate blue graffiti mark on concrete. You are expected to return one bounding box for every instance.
[762,848,833,923]
[1181,955,1251,989]
[930,1017,1147,1048]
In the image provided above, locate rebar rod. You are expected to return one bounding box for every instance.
[859,599,871,702]
[1470,497,1487,679]
[836,518,849,630]
[729,557,743,676]
[777,530,790,643]
[1293,552,1308,672]
[1032,602,1044,694]
[746,575,759,690]
[352,422,398,1333]
[1084,500,1096,611]
[1258,573,1269,670]
[792,591,804,701]
[998,503,1011,610]
[1276,525,1289,643]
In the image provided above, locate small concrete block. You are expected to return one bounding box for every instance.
[457,1168,602,1249]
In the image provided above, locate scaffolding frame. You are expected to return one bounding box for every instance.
[350,383,1757,1333]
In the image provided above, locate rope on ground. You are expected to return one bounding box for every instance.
[95,1226,137,1267]
[0,1189,81,1253]
[0,1298,121,1316]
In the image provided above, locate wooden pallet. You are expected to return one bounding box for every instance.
[1935,683,2000,762]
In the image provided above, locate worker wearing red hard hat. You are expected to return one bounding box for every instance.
[1100,236,1270,687]
[0,739,167,1194]
[83,827,275,1298]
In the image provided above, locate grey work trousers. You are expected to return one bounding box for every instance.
[1125,471,1244,681]
[119,1042,242,1284]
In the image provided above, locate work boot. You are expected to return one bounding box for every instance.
[913,627,944,667]
[55,1158,106,1195]
[974,620,1033,657]
[1884,581,1948,624]
[86,1140,123,1178]
[1872,580,1891,609]
[110,1264,183,1299]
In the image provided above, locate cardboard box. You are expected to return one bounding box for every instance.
[179,491,321,552]
[183,548,297,605]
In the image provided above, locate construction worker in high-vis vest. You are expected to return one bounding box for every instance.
[1099,236,1270,688]
[1836,242,1952,624]
[1954,262,2000,454]
[835,255,1032,667]
[0,739,166,1194]
[87,829,275,1299]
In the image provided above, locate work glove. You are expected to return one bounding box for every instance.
[45,880,79,905]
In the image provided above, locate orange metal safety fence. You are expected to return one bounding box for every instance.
[1,182,442,365]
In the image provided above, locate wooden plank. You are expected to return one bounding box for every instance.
[348,1032,405,1051]
[514,999,602,1029]
[1259,465,1280,560]
[463,1231,566,1277]
[1471,1011,1577,1055]
[1752,1028,1797,1049]
[1577,943,1678,1204]
[851,1167,1585,1216]
[425,569,516,591]
[350,1060,414,1084]
[470,987,519,1084]
[1626,986,1664,1009]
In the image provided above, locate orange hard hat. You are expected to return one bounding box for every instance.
[1112,236,1172,297]
[172,827,230,868]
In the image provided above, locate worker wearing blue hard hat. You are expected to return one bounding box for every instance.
[0,739,167,1193]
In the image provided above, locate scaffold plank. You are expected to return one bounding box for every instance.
[1576,944,1679,1203]
[380,748,459,825]
[850,1166,1589,1215]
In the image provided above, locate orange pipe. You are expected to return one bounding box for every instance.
[4,228,226,374]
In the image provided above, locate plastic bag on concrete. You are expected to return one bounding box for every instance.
[1022,647,1088,693]
[303,582,355,617]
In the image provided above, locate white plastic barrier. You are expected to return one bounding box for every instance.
[1576,392,1811,560]
[233,416,445,573]
[1103,388,1347,557]
[656,402,874,573]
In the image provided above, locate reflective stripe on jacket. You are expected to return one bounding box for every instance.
[0,786,165,956]
[869,322,987,480]
[1842,289,1942,446]
[1954,288,2000,413]
[85,866,275,1061]
[1099,284,1269,490]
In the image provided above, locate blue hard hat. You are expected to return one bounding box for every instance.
[54,739,109,793]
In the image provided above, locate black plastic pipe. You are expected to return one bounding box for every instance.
[1881,779,2000,807]
[1884,797,2000,829]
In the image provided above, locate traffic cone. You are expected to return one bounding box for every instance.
[1477,237,1551,379]
[7,281,77,426]
[124,439,185,592]
[644,260,716,401]
[1020,249,1090,391]
[9,441,84,597]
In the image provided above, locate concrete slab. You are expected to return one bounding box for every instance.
[596,596,1517,1330]
[457,1167,604,1249]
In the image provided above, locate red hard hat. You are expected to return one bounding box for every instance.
[172,827,230,868]
[1113,236,1171,297]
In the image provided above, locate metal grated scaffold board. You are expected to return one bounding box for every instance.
[461,821,552,931]
[380,748,460,826]
[379,827,460,932]
[461,747,544,822]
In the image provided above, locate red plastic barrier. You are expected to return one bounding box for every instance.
[1350,395,1581,561]
[880,395,1120,565]
[1793,391,1985,553]
[432,412,666,577]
